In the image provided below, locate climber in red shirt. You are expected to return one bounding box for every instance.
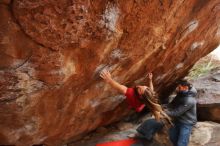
[100,70,154,112]
[100,70,166,143]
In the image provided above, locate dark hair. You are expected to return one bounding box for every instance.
[133,86,140,96]
[177,79,192,89]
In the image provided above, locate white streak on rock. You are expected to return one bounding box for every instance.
[134,77,146,84]
[180,20,199,40]
[62,60,76,81]
[187,20,199,33]
[190,41,205,51]
[102,95,125,111]
[94,64,108,74]
[15,63,45,95]
[216,28,220,37]
[176,63,184,69]
[155,74,167,81]
[110,49,124,60]
[90,95,125,112]
[90,100,100,108]
[95,82,105,89]
[101,3,119,32]
[95,64,118,75]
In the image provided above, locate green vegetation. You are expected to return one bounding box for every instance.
[188,55,220,80]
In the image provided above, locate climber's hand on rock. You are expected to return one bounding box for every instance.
[100,70,127,94]
[147,73,153,80]
[100,70,112,83]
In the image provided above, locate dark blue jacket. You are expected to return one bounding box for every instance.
[165,87,197,125]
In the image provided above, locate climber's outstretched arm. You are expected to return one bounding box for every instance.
[147,73,154,92]
[100,70,127,94]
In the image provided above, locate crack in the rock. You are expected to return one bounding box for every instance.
[14,54,33,70]
[174,20,197,44]
[0,96,17,103]
[0,0,54,102]
[0,45,33,70]
[159,0,163,6]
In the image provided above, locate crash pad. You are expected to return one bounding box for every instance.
[96,139,136,146]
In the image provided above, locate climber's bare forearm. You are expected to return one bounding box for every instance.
[146,73,154,92]
[100,70,127,94]
[149,79,154,92]
[107,78,127,94]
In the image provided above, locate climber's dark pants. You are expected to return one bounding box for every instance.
[169,121,193,146]
[136,118,164,140]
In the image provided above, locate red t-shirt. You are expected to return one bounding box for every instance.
[125,88,145,112]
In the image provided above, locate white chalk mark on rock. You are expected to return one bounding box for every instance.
[179,20,199,41]
[110,49,124,60]
[176,63,184,69]
[190,41,205,51]
[100,3,119,32]
[187,20,199,34]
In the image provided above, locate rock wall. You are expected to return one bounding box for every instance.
[192,67,220,123]
[0,0,220,145]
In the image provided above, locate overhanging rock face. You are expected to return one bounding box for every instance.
[0,0,220,145]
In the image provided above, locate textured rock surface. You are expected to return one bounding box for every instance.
[70,120,220,146]
[192,67,220,123]
[0,0,220,145]
[69,115,172,146]
[189,121,220,146]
